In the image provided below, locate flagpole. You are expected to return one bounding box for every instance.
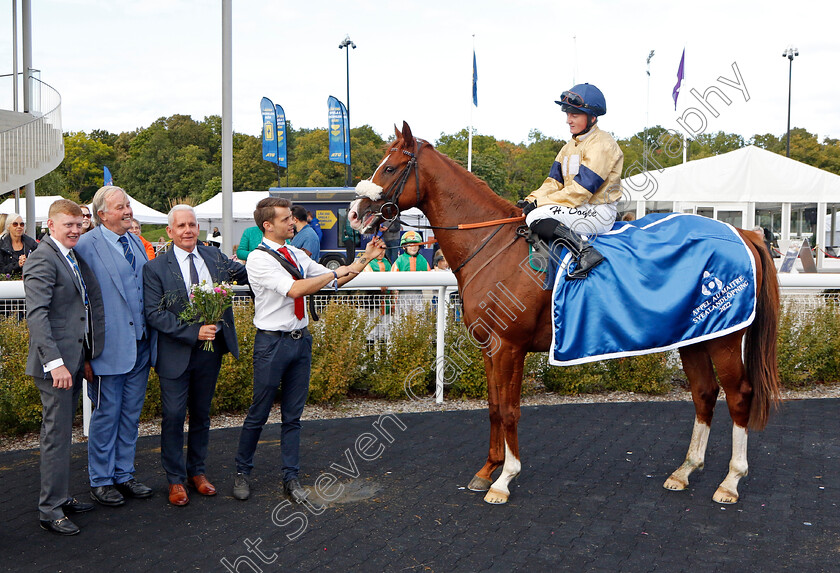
[467,35,475,173]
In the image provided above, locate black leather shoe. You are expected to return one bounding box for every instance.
[90,485,125,507]
[62,497,95,514]
[40,516,80,536]
[116,479,153,499]
[283,479,307,504]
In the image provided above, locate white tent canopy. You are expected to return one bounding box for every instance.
[625,145,840,203]
[192,191,269,221]
[0,193,168,225]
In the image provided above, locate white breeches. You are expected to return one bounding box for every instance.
[525,202,617,239]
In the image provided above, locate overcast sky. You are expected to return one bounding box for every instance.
[1,0,836,148]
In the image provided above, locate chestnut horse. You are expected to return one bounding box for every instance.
[349,122,780,505]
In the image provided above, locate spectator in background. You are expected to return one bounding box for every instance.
[381,218,402,264]
[0,213,39,278]
[211,226,221,238]
[237,225,263,261]
[79,205,94,233]
[0,214,7,238]
[290,205,320,261]
[129,218,155,260]
[342,213,361,265]
[621,212,636,222]
[432,252,450,272]
[306,211,323,241]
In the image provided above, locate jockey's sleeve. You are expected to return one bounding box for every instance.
[526,157,564,203]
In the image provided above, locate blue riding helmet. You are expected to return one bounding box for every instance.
[555,83,607,117]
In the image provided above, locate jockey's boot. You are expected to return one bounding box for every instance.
[530,218,605,280]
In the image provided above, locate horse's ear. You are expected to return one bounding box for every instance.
[394,124,401,141]
[401,122,415,148]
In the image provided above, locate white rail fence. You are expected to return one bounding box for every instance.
[1,273,839,406]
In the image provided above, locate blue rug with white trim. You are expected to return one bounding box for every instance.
[550,213,756,366]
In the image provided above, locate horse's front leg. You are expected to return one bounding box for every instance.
[468,353,504,492]
[483,346,525,505]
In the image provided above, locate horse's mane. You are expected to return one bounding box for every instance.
[389,136,518,217]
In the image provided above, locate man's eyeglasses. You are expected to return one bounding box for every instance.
[10,222,24,227]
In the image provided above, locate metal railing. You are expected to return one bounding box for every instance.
[2,272,838,403]
[0,75,64,193]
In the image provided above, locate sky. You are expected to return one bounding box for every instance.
[1,0,837,149]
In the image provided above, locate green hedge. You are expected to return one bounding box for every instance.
[1,298,838,436]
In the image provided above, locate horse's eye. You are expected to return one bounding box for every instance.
[384,166,396,174]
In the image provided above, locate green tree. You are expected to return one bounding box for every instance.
[59,131,116,200]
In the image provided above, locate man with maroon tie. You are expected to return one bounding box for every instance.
[232,197,384,502]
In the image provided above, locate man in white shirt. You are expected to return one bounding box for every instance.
[232,197,384,502]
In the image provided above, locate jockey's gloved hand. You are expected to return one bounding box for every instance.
[517,200,537,215]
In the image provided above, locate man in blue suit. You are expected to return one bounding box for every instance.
[75,186,156,507]
[143,205,248,506]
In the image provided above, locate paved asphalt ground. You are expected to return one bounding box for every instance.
[1,398,838,572]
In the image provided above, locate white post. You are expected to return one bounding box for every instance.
[83,380,91,436]
[221,0,233,255]
[781,202,792,243]
[435,286,448,403]
[12,0,19,111]
[816,202,826,269]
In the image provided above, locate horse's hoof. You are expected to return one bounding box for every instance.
[713,486,739,504]
[663,475,688,491]
[467,475,492,492]
[483,488,509,505]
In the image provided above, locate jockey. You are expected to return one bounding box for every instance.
[391,231,430,272]
[517,83,624,280]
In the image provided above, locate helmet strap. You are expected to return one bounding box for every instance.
[579,115,597,136]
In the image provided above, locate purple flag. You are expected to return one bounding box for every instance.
[672,49,685,110]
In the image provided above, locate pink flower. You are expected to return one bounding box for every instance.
[189,293,195,299]
[214,287,222,293]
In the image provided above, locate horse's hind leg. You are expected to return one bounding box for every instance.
[665,344,720,492]
[707,333,751,504]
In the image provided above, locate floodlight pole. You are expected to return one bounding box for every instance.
[783,46,798,158]
[339,35,356,187]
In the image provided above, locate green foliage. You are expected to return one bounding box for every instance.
[364,308,437,399]
[212,303,256,413]
[442,312,488,399]
[0,317,41,434]
[777,302,840,388]
[527,352,608,395]
[308,302,372,403]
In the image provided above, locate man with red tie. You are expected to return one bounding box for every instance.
[232,198,384,502]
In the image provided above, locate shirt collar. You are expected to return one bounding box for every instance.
[99,224,127,244]
[173,244,198,263]
[47,234,73,258]
[261,237,284,251]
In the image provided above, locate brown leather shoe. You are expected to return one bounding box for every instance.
[168,484,189,506]
[187,475,217,496]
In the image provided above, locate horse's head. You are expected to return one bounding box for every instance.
[349,121,424,234]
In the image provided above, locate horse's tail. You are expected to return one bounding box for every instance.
[743,231,781,431]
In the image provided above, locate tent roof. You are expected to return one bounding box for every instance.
[625,145,840,203]
[192,191,270,221]
[0,194,168,224]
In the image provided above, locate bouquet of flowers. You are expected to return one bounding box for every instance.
[178,280,234,351]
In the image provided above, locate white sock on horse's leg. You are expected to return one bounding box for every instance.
[713,424,748,504]
[664,417,711,491]
[484,440,521,505]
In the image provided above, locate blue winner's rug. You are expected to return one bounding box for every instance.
[550,213,757,366]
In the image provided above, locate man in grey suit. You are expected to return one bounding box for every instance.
[143,205,247,506]
[75,186,156,506]
[24,199,105,535]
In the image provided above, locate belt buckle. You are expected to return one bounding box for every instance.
[290,329,302,340]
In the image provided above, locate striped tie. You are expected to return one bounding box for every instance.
[118,235,136,270]
[66,252,89,305]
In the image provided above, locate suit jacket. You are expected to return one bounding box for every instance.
[75,225,157,375]
[24,235,104,378]
[143,244,248,379]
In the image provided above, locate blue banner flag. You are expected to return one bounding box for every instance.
[275,104,287,168]
[103,166,113,186]
[261,97,278,164]
[672,49,685,110]
[327,96,350,165]
[472,50,478,107]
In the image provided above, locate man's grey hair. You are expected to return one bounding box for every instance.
[91,186,128,226]
[168,204,197,226]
